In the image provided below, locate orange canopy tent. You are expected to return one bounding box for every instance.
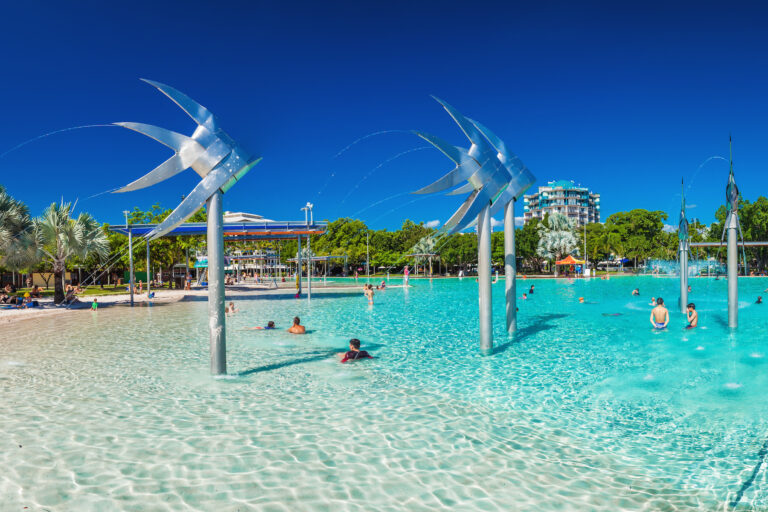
[555,255,585,265]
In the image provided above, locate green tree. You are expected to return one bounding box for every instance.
[516,218,543,271]
[30,202,110,303]
[536,213,578,274]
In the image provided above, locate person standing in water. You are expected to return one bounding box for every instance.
[650,297,669,329]
[287,316,306,334]
[403,265,410,286]
[686,303,698,328]
[529,284,534,294]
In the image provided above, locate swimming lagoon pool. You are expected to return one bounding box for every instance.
[2,276,768,510]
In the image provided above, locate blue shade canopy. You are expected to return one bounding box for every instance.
[414,97,536,234]
[113,79,262,240]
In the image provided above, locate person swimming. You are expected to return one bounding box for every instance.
[529,285,535,294]
[578,297,585,303]
[287,316,306,334]
[757,296,763,304]
[650,297,669,329]
[340,338,373,363]
[522,293,528,300]
[632,288,639,296]
[649,297,656,306]
[686,303,698,329]
[225,302,239,315]
[250,321,276,330]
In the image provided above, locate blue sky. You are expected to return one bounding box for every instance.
[1,1,766,230]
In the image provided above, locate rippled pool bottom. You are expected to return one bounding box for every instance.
[2,277,768,510]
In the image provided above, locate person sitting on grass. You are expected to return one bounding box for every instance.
[63,286,78,305]
[287,316,306,334]
[29,285,42,298]
[340,338,373,363]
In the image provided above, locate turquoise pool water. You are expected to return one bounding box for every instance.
[2,276,768,510]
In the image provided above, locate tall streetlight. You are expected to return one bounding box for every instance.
[301,202,314,301]
[366,230,370,279]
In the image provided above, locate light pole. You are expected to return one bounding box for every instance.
[301,203,313,301]
[124,210,134,307]
[583,221,588,277]
[366,230,370,279]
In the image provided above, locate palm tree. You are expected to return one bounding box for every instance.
[31,202,110,304]
[536,213,578,276]
[0,185,32,269]
[411,236,436,276]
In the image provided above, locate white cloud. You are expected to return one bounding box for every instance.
[515,216,525,227]
[424,219,440,228]
[491,217,503,227]
[663,224,676,233]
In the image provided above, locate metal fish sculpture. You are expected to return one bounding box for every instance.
[679,179,689,242]
[413,97,534,233]
[113,79,261,239]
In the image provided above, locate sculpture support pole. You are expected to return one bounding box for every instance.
[727,213,738,328]
[146,240,151,297]
[128,226,134,307]
[504,200,517,334]
[478,203,493,354]
[207,191,227,375]
[297,235,302,294]
[679,241,687,314]
[307,235,312,302]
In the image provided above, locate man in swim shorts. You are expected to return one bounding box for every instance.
[340,338,373,363]
[686,303,698,328]
[287,316,306,334]
[650,297,669,329]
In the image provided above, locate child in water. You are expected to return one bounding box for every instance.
[686,303,698,329]
[340,338,373,363]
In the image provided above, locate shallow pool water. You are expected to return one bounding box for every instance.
[2,276,768,510]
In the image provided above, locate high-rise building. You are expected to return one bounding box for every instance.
[523,180,600,226]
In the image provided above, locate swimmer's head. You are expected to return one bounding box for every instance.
[656,297,664,305]
[687,303,695,310]
[293,316,301,325]
[350,338,361,350]
[578,297,584,303]
[267,321,275,328]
